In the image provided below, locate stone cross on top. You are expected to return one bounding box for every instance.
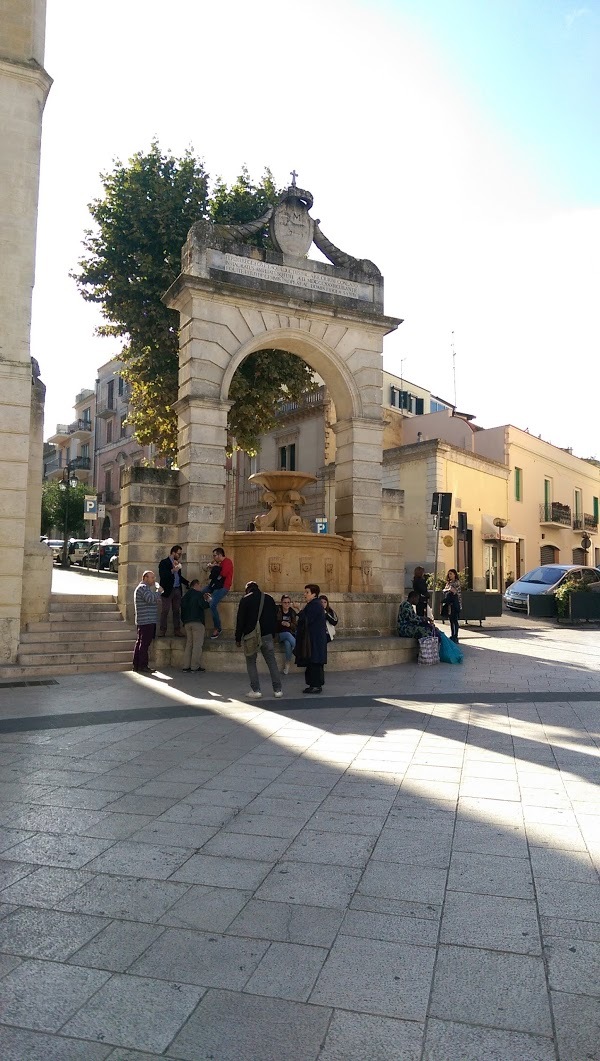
[290,169,298,187]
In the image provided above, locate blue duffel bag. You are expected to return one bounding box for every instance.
[438,629,463,664]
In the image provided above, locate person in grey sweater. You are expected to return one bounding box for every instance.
[133,570,163,673]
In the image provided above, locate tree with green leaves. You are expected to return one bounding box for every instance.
[73,146,315,456]
[41,480,87,539]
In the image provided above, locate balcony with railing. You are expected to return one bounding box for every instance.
[584,513,599,532]
[47,418,93,444]
[97,490,116,504]
[44,454,91,481]
[96,398,116,419]
[276,386,326,418]
[539,502,572,527]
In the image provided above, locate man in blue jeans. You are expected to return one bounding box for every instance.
[200,547,234,639]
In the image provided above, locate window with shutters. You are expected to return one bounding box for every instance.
[573,489,583,529]
[279,443,296,471]
[540,544,558,565]
[515,467,522,502]
[572,547,585,565]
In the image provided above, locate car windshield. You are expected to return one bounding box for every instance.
[519,567,567,585]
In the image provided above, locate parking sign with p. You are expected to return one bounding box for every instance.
[84,496,97,521]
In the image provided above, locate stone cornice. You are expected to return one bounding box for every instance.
[384,438,509,475]
[0,55,52,97]
[164,273,401,336]
[172,395,234,415]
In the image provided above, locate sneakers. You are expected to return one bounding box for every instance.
[182,668,191,672]
[273,690,283,698]
[196,666,206,672]
[303,687,321,695]
[283,663,290,675]
[210,630,221,640]
[247,690,262,699]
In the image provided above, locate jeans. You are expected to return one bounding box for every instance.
[204,586,228,633]
[278,631,296,661]
[245,633,281,692]
[450,611,460,640]
[182,622,205,669]
[160,587,182,634]
[133,623,155,670]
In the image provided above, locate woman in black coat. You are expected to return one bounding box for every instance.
[294,583,328,694]
[412,566,429,618]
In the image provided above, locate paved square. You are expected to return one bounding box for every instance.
[0,613,599,1058]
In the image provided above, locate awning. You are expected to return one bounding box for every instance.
[481,515,521,543]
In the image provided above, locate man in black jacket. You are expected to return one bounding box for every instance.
[235,581,282,700]
[180,580,211,672]
[158,545,189,637]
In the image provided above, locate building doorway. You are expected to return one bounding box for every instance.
[484,543,498,590]
[457,530,472,588]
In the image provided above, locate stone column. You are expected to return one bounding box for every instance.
[333,417,384,592]
[167,282,234,568]
[118,467,179,623]
[174,394,232,570]
[21,374,52,624]
[0,1,52,661]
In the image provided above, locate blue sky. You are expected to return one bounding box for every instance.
[35,0,600,457]
[390,0,600,203]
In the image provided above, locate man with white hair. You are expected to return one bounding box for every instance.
[133,570,163,673]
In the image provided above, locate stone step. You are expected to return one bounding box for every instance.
[20,626,135,643]
[17,648,132,667]
[50,594,117,605]
[151,634,417,673]
[50,602,118,612]
[25,616,128,632]
[0,661,132,680]
[40,611,125,624]
[19,637,135,656]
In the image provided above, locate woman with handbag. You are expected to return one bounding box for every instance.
[443,569,462,643]
[319,595,338,643]
[294,584,328,694]
[235,581,283,699]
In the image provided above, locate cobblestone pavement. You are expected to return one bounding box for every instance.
[0,617,598,1059]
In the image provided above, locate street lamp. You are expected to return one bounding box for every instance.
[58,463,79,567]
[493,517,508,594]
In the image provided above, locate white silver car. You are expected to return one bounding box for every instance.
[504,565,600,611]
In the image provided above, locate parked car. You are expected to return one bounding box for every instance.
[503,565,600,611]
[45,539,65,564]
[108,552,119,573]
[82,542,119,571]
[68,538,99,565]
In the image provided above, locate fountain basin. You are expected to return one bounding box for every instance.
[224,530,351,594]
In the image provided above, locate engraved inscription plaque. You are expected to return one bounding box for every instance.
[210,250,373,302]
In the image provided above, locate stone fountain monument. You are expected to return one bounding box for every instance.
[120,174,411,668]
[227,469,351,595]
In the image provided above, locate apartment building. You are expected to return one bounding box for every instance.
[44,362,163,539]
[45,388,95,484]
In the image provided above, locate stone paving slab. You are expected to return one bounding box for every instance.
[0,616,599,1058]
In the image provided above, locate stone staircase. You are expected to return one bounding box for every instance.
[0,594,136,679]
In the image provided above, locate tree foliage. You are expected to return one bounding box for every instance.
[73,148,315,456]
[41,480,87,538]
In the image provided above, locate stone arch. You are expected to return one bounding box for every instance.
[165,228,400,591]
[220,327,363,422]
